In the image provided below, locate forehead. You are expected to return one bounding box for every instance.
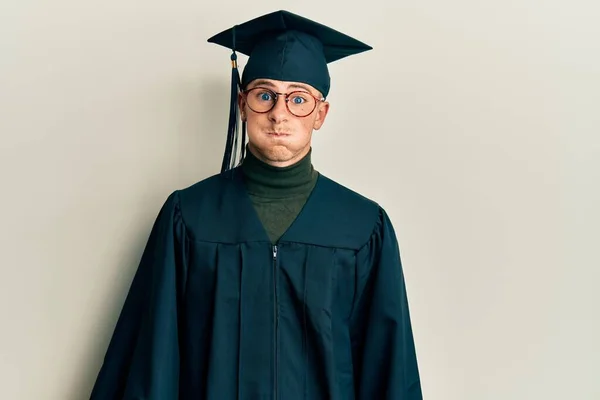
[246,78,318,94]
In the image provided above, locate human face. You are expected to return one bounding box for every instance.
[239,78,330,167]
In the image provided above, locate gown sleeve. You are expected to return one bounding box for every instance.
[350,207,422,399]
[90,190,188,400]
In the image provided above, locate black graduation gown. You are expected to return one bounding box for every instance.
[90,167,422,399]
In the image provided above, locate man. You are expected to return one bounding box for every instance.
[91,10,422,399]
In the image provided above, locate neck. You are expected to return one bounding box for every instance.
[248,143,311,168]
[241,145,318,198]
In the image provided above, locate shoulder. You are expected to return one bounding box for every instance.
[317,173,381,218]
[162,169,240,234]
[286,173,385,249]
[179,170,232,196]
[174,168,239,208]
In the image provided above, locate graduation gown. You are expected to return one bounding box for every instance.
[90,167,422,399]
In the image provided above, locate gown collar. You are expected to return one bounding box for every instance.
[229,164,322,244]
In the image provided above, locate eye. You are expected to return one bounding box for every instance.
[254,90,274,102]
[291,95,307,104]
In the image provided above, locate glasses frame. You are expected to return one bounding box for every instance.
[242,87,325,118]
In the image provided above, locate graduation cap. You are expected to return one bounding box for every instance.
[207,10,373,173]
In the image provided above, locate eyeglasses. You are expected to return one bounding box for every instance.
[242,87,325,117]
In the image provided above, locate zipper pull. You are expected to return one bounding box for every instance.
[273,245,278,260]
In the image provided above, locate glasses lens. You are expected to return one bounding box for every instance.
[246,88,276,112]
[287,91,316,117]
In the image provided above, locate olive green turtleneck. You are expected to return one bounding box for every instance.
[241,146,319,244]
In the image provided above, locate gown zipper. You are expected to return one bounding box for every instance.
[273,244,279,399]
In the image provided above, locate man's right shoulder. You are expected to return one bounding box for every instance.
[176,169,237,203]
[166,168,249,242]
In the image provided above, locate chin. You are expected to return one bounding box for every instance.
[248,142,290,162]
[262,146,294,161]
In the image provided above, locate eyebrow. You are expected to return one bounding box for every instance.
[249,80,316,95]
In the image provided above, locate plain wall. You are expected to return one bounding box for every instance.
[1,0,598,399]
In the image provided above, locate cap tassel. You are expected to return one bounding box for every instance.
[230,52,247,167]
[220,51,243,173]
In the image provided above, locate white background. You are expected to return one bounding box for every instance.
[1,0,598,399]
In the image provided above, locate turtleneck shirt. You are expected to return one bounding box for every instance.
[241,146,319,244]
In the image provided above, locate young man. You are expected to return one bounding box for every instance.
[91,10,422,399]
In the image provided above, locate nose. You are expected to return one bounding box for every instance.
[267,94,289,123]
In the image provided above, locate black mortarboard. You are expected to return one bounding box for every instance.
[207,10,372,172]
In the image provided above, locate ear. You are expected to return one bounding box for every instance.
[238,92,247,121]
[313,101,330,130]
